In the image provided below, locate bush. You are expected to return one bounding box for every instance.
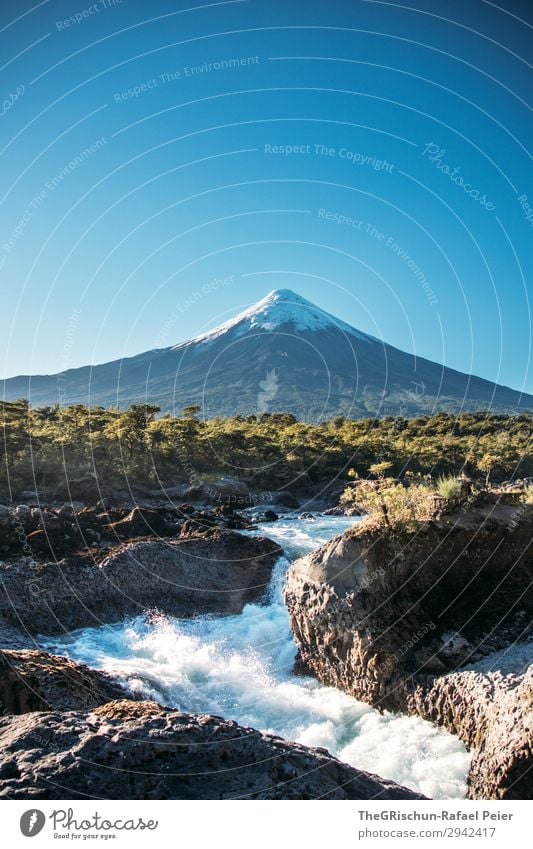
[436,475,463,500]
[342,479,437,530]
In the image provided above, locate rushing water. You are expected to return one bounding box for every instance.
[42,515,471,799]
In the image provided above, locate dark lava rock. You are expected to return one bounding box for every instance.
[0,502,252,561]
[178,506,250,536]
[106,506,178,540]
[0,530,281,635]
[0,699,426,800]
[0,649,129,714]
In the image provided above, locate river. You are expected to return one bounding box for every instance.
[42,514,471,799]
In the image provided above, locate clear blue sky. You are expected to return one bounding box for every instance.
[1,0,532,394]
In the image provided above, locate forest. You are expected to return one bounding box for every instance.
[0,400,531,501]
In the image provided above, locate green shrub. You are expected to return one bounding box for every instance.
[342,479,436,530]
[436,475,463,500]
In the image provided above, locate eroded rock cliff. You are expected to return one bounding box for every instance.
[284,504,533,799]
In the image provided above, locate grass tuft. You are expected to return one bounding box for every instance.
[436,475,463,500]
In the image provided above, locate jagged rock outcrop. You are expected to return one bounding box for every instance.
[405,660,532,800]
[0,699,425,800]
[284,505,533,799]
[178,504,250,536]
[105,505,180,539]
[0,530,281,635]
[0,649,129,713]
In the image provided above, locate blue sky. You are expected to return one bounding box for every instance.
[1,0,532,394]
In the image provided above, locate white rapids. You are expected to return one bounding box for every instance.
[42,515,471,799]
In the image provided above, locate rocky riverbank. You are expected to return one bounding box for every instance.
[0,698,425,800]
[284,500,533,799]
[0,649,131,714]
[0,528,281,636]
[0,500,254,561]
[405,656,532,799]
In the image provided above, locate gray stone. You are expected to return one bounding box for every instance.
[0,530,281,635]
[0,649,129,713]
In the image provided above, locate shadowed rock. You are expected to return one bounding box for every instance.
[0,530,281,635]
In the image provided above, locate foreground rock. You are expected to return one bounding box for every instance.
[284,504,533,799]
[0,699,425,800]
[0,649,128,713]
[0,530,281,635]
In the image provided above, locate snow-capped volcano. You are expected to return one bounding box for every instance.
[2,289,532,419]
[174,289,371,346]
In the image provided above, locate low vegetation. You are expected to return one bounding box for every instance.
[522,484,533,505]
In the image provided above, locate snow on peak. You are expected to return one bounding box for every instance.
[240,288,348,332]
[173,289,371,348]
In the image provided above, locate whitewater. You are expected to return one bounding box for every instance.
[42,515,471,799]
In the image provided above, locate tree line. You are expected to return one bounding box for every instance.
[1,400,531,500]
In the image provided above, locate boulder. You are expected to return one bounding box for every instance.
[106,506,179,540]
[0,699,426,800]
[275,492,300,509]
[190,477,251,506]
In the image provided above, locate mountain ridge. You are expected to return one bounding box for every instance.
[2,289,532,419]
